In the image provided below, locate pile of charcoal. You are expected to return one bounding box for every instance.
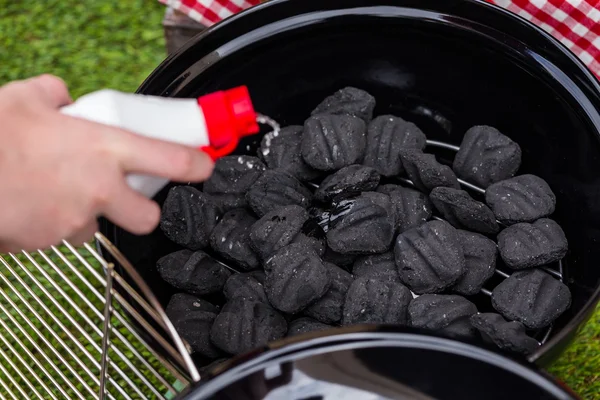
[158,87,571,370]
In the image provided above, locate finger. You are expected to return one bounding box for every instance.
[103,129,215,183]
[66,220,98,247]
[100,183,161,235]
[26,74,72,107]
[0,239,22,254]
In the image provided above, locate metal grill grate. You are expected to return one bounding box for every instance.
[0,233,199,399]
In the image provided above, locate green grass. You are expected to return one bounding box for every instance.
[0,0,599,398]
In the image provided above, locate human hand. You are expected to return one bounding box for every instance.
[0,74,214,252]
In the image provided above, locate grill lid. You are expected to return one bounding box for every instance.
[178,328,579,400]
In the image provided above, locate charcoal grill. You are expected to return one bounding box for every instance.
[1,0,600,398]
[111,0,600,369]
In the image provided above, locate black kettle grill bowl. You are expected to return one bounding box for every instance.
[177,329,580,400]
[100,0,600,367]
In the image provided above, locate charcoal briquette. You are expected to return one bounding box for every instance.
[453,126,522,188]
[342,276,412,325]
[210,298,287,355]
[327,192,395,254]
[258,126,320,181]
[395,220,465,294]
[497,218,568,269]
[223,271,268,303]
[288,317,333,337]
[442,319,478,339]
[451,230,497,296]
[203,155,266,211]
[314,164,380,203]
[209,209,259,270]
[157,249,232,296]
[246,170,313,217]
[408,294,478,338]
[485,174,556,225]
[308,206,331,232]
[305,262,353,324]
[166,293,221,358]
[264,243,331,314]
[379,185,432,233]
[249,205,309,260]
[375,184,404,196]
[302,114,367,171]
[353,252,399,281]
[160,186,221,250]
[491,269,571,329]
[399,149,460,193]
[470,313,540,355]
[363,115,427,177]
[292,233,326,257]
[323,247,358,267]
[430,187,499,234]
[311,87,376,122]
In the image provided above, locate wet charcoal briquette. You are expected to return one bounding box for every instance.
[430,187,499,235]
[470,313,540,355]
[327,192,395,254]
[342,276,412,325]
[311,87,376,122]
[210,298,287,355]
[451,230,497,296]
[378,185,432,233]
[258,126,320,181]
[288,317,333,337]
[305,262,353,324]
[209,209,260,270]
[249,205,309,260]
[395,220,465,294]
[408,294,478,338]
[353,252,399,281]
[223,271,268,303]
[302,114,367,171]
[166,293,221,358]
[264,243,331,314]
[453,126,522,188]
[246,170,313,217]
[203,155,266,211]
[157,249,232,296]
[399,149,460,193]
[498,218,568,269]
[160,186,221,250]
[308,205,330,233]
[363,115,427,177]
[314,164,380,203]
[491,269,571,329]
[485,174,556,225]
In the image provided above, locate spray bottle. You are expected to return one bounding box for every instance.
[60,86,269,198]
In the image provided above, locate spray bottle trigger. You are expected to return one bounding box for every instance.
[200,136,240,161]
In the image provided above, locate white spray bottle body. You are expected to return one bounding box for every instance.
[60,90,212,198]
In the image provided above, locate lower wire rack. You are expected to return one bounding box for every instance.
[0,233,199,400]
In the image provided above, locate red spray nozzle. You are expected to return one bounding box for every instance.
[198,85,260,160]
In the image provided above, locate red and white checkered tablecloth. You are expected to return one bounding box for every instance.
[160,0,600,79]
